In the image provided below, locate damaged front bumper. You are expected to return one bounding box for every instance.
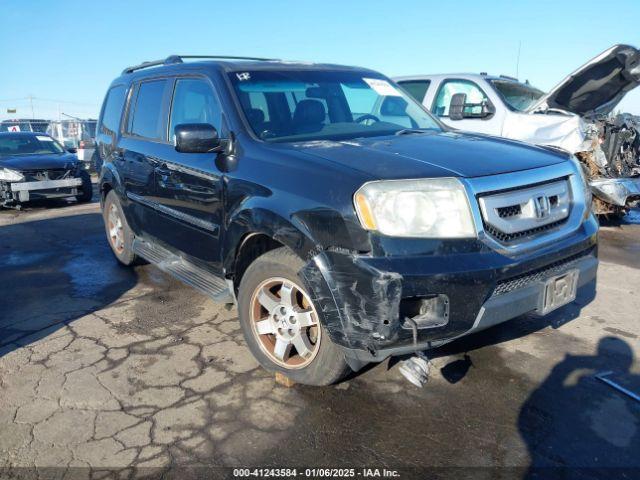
[590,176,640,208]
[0,177,83,206]
[301,217,598,365]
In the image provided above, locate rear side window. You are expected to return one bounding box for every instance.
[129,80,169,140]
[100,85,127,134]
[398,80,431,103]
[169,78,222,142]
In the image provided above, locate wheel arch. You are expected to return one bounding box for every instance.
[223,207,317,292]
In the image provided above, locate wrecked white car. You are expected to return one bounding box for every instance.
[395,44,640,215]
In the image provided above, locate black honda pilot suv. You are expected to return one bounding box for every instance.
[96,55,598,385]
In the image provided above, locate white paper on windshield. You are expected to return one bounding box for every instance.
[363,78,401,97]
[36,135,53,141]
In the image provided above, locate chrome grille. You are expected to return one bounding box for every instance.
[478,178,571,244]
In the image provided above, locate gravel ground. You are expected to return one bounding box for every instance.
[0,193,638,479]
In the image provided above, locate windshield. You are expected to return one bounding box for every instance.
[490,80,545,111]
[0,135,65,157]
[228,69,441,142]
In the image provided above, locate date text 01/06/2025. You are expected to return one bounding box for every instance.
[232,468,401,478]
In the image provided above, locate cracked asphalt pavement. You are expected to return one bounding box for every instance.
[0,195,639,479]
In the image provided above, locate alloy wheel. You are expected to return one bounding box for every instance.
[107,203,125,254]
[249,277,321,369]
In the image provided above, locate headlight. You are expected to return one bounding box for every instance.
[569,155,592,210]
[354,178,476,238]
[0,168,24,182]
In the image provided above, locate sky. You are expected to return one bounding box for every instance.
[1,0,639,120]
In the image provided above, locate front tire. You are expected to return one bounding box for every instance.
[238,247,350,386]
[103,190,138,266]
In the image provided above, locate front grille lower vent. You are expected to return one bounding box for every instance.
[493,248,593,296]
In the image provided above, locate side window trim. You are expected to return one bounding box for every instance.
[122,83,138,136]
[122,77,172,144]
[431,78,491,118]
[167,74,225,143]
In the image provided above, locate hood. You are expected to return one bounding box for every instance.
[0,152,78,171]
[275,131,567,180]
[528,44,640,117]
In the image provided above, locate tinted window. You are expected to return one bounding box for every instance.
[398,80,431,103]
[100,85,127,133]
[169,78,222,142]
[130,80,168,139]
[433,79,488,117]
[228,70,440,143]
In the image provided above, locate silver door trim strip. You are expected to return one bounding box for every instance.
[126,192,219,234]
[161,160,218,181]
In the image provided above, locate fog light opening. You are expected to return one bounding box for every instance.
[400,295,450,329]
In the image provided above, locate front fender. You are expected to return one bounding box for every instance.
[99,161,124,204]
[222,205,317,275]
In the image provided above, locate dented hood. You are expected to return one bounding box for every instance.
[281,131,566,180]
[528,44,640,117]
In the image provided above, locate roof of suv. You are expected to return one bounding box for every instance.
[120,55,375,77]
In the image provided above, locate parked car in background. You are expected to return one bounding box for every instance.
[47,119,98,170]
[96,55,597,386]
[0,131,92,208]
[0,119,50,133]
[395,44,640,216]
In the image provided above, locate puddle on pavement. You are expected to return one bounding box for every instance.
[61,234,134,297]
[0,251,50,267]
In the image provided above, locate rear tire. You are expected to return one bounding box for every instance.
[103,190,137,266]
[75,170,93,203]
[237,247,350,386]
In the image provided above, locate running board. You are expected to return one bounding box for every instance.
[132,238,234,304]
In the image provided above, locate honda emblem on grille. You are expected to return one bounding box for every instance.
[533,195,551,219]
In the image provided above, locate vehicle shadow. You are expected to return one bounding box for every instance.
[519,336,640,477]
[0,212,137,358]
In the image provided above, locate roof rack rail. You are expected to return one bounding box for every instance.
[499,74,519,81]
[121,55,277,74]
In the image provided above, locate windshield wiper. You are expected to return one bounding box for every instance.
[394,128,432,136]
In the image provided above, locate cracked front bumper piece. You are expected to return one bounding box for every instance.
[590,177,640,207]
[301,218,598,365]
[1,178,82,204]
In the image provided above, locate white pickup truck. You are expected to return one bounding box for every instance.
[395,44,640,215]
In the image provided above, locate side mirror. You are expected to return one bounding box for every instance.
[449,93,467,121]
[449,94,495,120]
[67,147,78,154]
[174,123,222,153]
